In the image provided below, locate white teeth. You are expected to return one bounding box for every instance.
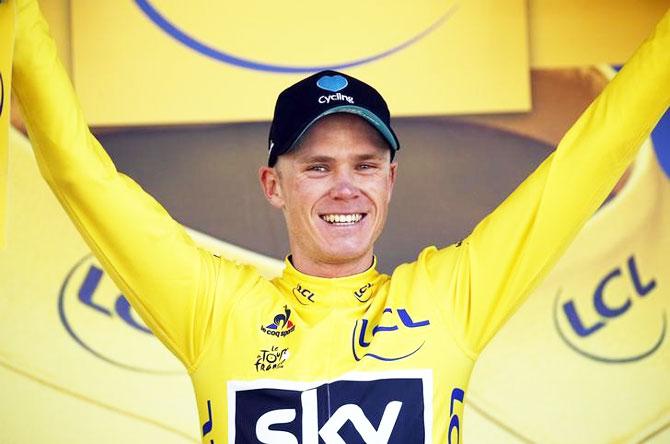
[321,213,364,224]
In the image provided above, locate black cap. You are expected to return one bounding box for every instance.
[268,70,400,166]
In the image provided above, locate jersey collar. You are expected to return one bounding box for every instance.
[275,256,385,308]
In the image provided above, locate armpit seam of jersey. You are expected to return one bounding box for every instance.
[454,332,478,361]
[186,249,220,374]
[188,262,264,375]
[426,245,479,362]
[443,242,479,361]
[447,310,479,362]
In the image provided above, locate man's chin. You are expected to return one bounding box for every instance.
[302,225,377,265]
[325,245,374,263]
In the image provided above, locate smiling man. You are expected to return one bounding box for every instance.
[260,72,399,278]
[10,0,670,442]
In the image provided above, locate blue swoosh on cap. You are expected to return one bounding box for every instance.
[134,0,459,73]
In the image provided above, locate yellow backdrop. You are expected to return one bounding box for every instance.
[4,116,669,442]
[0,127,283,442]
[530,0,670,67]
[0,0,14,248]
[70,0,530,126]
[464,140,670,443]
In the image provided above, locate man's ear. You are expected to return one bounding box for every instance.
[259,166,285,209]
[387,161,398,202]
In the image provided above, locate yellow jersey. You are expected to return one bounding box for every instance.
[12,0,669,442]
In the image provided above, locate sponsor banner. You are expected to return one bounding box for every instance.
[464,138,670,443]
[70,0,530,126]
[0,0,14,249]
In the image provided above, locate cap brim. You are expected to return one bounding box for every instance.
[292,105,399,153]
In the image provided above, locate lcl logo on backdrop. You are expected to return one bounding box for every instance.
[58,254,183,373]
[133,0,458,73]
[228,371,432,443]
[0,72,5,118]
[554,254,666,363]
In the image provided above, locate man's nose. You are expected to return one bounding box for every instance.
[329,170,359,200]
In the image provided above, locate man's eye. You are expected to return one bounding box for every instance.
[307,165,328,172]
[358,163,377,170]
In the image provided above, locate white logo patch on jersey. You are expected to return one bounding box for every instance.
[228,370,433,443]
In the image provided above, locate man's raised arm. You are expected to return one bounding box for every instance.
[423,9,670,356]
[12,0,254,370]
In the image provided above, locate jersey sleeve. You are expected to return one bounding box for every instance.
[422,10,670,356]
[11,0,259,370]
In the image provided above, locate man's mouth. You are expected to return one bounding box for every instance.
[319,213,366,225]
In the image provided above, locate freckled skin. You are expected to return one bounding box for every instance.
[259,114,398,278]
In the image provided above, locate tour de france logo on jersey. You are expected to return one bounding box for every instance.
[261,305,295,337]
[352,307,430,362]
[553,254,666,363]
[58,254,183,374]
[227,370,433,443]
[254,345,289,372]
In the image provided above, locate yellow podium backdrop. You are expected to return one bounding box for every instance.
[70,0,530,126]
[0,0,14,248]
[4,112,670,442]
[464,140,670,443]
[4,125,669,442]
[0,127,282,443]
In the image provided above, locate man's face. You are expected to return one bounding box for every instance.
[260,114,397,273]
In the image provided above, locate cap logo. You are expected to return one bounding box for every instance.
[316,75,348,92]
